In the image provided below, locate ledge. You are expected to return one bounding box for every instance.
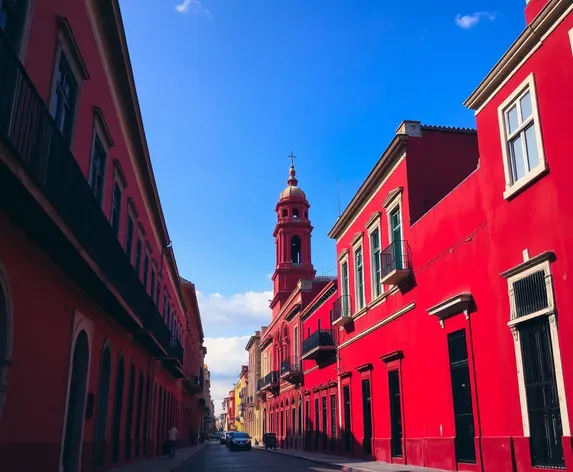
[356,363,373,373]
[337,249,349,261]
[380,350,403,363]
[500,251,555,279]
[365,211,382,230]
[427,293,473,328]
[382,187,403,209]
[351,232,364,246]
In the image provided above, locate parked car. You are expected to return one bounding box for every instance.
[228,432,252,451]
[220,431,228,444]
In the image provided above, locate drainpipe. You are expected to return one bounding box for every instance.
[467,310,484,471]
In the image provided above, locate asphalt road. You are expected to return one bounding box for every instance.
[180,442,338,471]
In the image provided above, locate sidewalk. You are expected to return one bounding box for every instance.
[109,443,206,472]
[254,446,449,472]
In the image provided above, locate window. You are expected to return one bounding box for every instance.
[125,216,134,261]
[155,279,160,306]
[163,292,168,318]
[87,137,107,205]
[150,266,156,301]
[370,228,381,298]
[0,0,29,53]
[354,247,365,311]
[293,326,299,362]
[51,51,79,145]
[110,182,122,236]
[339,253,350,316]
[504,256,567,468]
[135,238,142,276]
[498,74,546,199]
[143,250,150,289]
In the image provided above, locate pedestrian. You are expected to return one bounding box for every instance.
[167,425,178,459]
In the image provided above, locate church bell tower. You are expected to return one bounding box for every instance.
[270,154,316,317]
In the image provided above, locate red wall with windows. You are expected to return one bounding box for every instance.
[326,5,573,471]
[0,0,204,471]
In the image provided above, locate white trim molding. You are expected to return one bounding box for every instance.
[352,240,366,313]
[569,28,573,55]
[427,293,473,329]
[502,253,570,438]
[497,73,547,200]
[367,218,383,302]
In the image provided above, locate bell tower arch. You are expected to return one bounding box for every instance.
[270,155,315,317]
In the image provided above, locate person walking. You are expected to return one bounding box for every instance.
[167,425,179,459]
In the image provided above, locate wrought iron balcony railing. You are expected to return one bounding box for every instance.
[331,295,352,326]
[301,329,336,360]
[280,356,303,381]
[380,239,412,285]
[0,29,175,357]
[257,370,279,391]
[183,372,202,394]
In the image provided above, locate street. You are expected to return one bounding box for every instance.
[180,443,337,471]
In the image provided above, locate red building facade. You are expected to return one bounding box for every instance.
[259,2,573,471]
[0,1,207,471]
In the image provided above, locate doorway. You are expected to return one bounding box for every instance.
[62,331,90,472]
[94,346,112,465]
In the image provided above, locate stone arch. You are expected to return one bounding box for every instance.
[0,262,13,422]
[61,328,91,472]
[111,355,125,463]
[94,341,113,465]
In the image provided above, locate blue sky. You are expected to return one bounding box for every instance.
[118,0,528,409]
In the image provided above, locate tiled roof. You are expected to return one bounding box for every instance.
[421,124,477,133]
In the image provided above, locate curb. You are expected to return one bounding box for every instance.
[253,447,379,472]
[171,443,207,471]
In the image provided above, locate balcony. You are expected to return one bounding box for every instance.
[0,30,174,358]
[280,356,302,382]
[160,336,184,378]
[301,329,336,360]
[380,240,412,286]
[257,371,279,393]
[331,295,353,326]
[183,372,202,394]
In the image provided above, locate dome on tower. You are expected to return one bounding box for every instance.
[279,164,307,201]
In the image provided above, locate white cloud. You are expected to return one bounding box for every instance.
[175,0,210,15]
[455,11,495,29]
[197,290,272,337]
[204,336,250,415]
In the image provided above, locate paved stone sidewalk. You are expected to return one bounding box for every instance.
[254,446,449,472]
[109,443,206,472]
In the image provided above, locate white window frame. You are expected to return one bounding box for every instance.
[48,21,87,149]
[293,325,299,361]
[353,241,365,313]
[366,215,382,301]
[338,250,350,316]
[569,28,573,56]
[384,191,404,291]
[505,257,569,438]
[87,117,111,207]
[125,201,137,262]
[497,73,547,200]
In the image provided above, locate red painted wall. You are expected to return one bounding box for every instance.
[326,8,573,472]
[0,0,204,470]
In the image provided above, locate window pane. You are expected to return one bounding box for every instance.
[520,91,532,121]
[509,135,526,182]
[506,106,519,135]
[524,124,540,172]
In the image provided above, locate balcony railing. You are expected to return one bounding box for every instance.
[257,370,279,392]
[331,295,352,326]
[280,356,303,382]
[183,372,202,394]
[380,239,412,285]
[301,329,336,360]
[0,29,174,358]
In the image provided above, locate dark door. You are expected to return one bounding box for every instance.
[520,316,565,468]
[125,366,136,459]
[330,394,336,452]
[389,208,402,269]
[388,370,403,457]
[361,379,373,456]
[94,347,111,465]
[305,400,311,450]
[322,396,328,450]
[314,398,319,450]
[343,385,352,453]
[448,329,476,463]
[111,357,125,463]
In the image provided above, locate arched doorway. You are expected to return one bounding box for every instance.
[94,345,112,465]
[125,364,136,460]
[111,357,125,463]
[135,370,144,456]
[62,330,90,472]
[0,267,12,422]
